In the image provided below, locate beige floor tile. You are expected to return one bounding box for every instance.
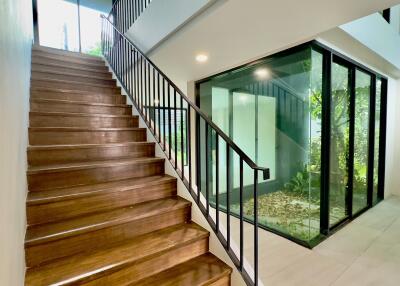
[264,252,347,286]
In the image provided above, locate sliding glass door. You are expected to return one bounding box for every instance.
[328,57,381,229]
[329,61,351,227]
[353,69,372,214]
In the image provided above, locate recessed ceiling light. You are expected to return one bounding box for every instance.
[196,54,208,63]
[254,68,269,79]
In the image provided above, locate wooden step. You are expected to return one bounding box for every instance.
[31,57,109,73]
[32,62,112,78]
[29,127,146,145]
[31,78,121,94]
[29,112,137,128]
[25,198,192,267]
[28,142,152,165]
[27,157,165,191]
[31,87,126,104]
[30,98,131,115]
[32,70,116,86]
[32,46,104,62]
[25,223,208,285]
[134,253,232,286]
[27,175,177,225]
[32,53,106,69]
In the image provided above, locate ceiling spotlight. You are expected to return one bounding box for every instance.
[254,68,269,79]
[196,54,208,63]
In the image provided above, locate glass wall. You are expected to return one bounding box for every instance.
[196,42,387,245]
[198,46,323,243]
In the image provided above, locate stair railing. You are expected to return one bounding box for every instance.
[101,15,270,286]
[108,0,153,34]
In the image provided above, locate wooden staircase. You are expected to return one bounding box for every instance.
[25,46,232,286]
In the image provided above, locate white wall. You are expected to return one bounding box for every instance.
[0,0,33,285]
[384,78,400,197]
[126,0,214,53]
[340,13,400,71]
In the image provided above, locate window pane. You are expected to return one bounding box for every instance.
[373,79,382,204]
[80,0,110,56]
[329,62,350,226]
[353,70,371,214]
[38,0,80,51]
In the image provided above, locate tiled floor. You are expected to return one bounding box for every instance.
[224,195,400,286]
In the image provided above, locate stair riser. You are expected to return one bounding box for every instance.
[28,143,154,166]
[25,207,191,267]
[28,160,165,191]
[209,275,231,286]
[32,63,111,78]
[31,91,126,104]
[32,50,104,65]
[31,80,120,95]
[30,101,131,115]
[32,71,116,86]
[84,238,209,286]
[29,114,137,128]
[32,56,107,71]
[29,129,146,145]
[27,180,177,225]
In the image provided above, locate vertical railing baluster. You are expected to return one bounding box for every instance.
[153,67,156,132]
[188,106,192,191]
[163,79,166,151]
[205,123,209,216]
[167,83,172,159]
[143,60,147,120]
[174,90,178,169]
[239,158,244,270]
[147,62,151,123]
[157,73,161,143]
[132,50,136,101]
[196,112,201,205]
[140,56,143,114]
[180,95,184,178]
[216,133,219,232]
[226,144,230,249]
[254,170,259,286]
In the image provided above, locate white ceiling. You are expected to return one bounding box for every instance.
[147,0,400,93]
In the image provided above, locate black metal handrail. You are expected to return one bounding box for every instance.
[101,15,269,286]
[108,0,152,34]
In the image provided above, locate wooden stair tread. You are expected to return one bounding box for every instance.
[31,78,120,89]
[28,141,153,151]
[26,197,191,245]
[32,54,106,67]
[25,223,208,286]
[29,126,144,132]
[29,111,134,118]
[30,98,129,108]
[31,87,115,96]
[32,46,104,61]
[27,157,164,174]
[27,175,176,205]
[32,69,114,80]
[31,61,110,75]
[134,253,232,286]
